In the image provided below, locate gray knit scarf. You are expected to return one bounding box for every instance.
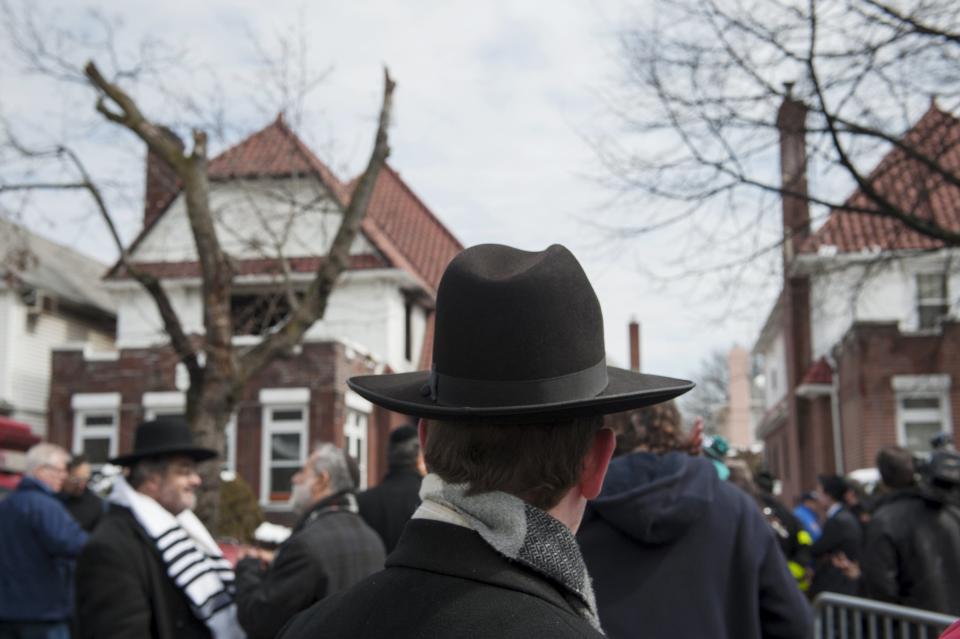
[414,473,601,631]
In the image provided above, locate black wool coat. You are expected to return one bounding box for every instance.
[75,505,211,639]
[863,488,960,615]
[278,519,605,639]
[810,506,862,597]
[235,493,385,639]
[356,468,422,553]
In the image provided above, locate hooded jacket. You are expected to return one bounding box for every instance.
[578,452,811,639]
[863,485,960,615]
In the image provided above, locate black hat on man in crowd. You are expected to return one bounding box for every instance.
[348,243,694,419]
[109,418,218,466]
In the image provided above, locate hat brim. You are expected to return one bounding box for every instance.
[109,445,219,467]
[347,366,694,420]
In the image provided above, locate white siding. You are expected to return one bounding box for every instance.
[810,252,960,360]
[133,178,374,263]
[760,331,788,410]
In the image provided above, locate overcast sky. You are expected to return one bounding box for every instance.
[0,0,780,382]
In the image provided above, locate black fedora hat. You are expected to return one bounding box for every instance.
[109,418,218,466]
[348,244,694,419]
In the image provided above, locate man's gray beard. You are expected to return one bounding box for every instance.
[290,481,313,514]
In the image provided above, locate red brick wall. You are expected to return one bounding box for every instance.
[49,341,409,505]
[834,320,960,471]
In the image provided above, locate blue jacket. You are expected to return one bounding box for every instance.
[578,452,812,639]
[0,475,88,621]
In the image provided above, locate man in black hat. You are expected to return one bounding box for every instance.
[280,244,694,639]
[75,418,244,639]
[357,424,425,553]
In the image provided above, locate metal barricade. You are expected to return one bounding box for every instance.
[812,592,957,639]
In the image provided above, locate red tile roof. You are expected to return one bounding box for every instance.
[801,104,960,254]
[800,357,833,385]
[110,117,462,293]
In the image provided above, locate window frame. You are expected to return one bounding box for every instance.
[259,388,310,507]
[892,374,953,453]
[915,272,950,331]
[71,393,121,469]
[344,390,372,490]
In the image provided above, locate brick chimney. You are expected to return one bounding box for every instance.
[628,319,641,372]
[776,88,811,266]
[144,126,184,228]
[776,89,813,502]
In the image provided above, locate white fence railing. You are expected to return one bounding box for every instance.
[813,592,957,639]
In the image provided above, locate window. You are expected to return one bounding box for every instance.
[404,300,413,362]
[259,388,310,506]
[344,391,372,489]
[71,393,120,468]
[231,292,297,336]
[893,375,953,453]
[916,273,949,330]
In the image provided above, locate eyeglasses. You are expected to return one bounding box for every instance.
[42,464,68,476]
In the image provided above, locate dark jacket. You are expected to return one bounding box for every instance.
[809,505,862,597]
[279,519,605,639]
[59,487,105,532]
[236,492,385,639]
[578,452,811,639]
[0,476,88,622]
[75,505,211,639]
[862,487,960,614]
[356,468,422,553]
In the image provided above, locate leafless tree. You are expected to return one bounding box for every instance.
[0,3,396,526]
[597,0,960,283]
[679,349,729,434]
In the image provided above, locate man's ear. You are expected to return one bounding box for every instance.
[418,418,428,451]
[580,427,616,500]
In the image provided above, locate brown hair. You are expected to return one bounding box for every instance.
[607,401,687,456]
[424,415,603,510]
[876,446,916,490]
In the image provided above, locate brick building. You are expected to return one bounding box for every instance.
[47,115,462,515]
[754,98,960,500]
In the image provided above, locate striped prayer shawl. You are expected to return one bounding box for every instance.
[109,476,246,639]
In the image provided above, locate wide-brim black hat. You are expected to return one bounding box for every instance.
[109,418,218,466]
[348,244,694,419]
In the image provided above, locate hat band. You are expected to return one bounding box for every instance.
[429,357,609,407]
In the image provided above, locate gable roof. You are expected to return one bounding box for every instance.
[801,104,960,255]
[110,117,462,294]
[0,217,115,315]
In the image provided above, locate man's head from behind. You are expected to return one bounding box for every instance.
[25,443,70,493]
[607,401,685,457]
[291,443,354,513]
[876,446,916,490]
[817,474,847,508]
[388,424,424,475]
[129,455,201,515]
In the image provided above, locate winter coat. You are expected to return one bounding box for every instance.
[235,492,385,639]
[357,468,422,553]
[862,487,960,615]
[578,452,812,639]
[809,505,862,597]
[278,519,605,639]
[59,487,105,532]
[75,505,211,639]
[0,476,88,622]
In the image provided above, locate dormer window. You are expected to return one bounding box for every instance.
[231,291,296,335]
[916,273,949,330]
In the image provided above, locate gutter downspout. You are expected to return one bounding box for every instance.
[826,354,844,474]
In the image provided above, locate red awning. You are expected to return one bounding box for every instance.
[0,416,41,451]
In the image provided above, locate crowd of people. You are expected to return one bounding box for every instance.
[0,242,958,639]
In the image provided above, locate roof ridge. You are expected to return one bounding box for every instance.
[270,115,348,205]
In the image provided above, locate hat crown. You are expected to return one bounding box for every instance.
[433,244,605,383]
[133,418,194,452]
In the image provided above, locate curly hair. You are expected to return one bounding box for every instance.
[606,401,690,456]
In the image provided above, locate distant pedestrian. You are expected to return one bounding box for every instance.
[862,451,960,615]
[579,405,811,639]
[0,443,87,639]
[793,492,822,541]
[75,418,244,639]
[58,453,104,532]
[279,243,693,638]
[235,443,384,639]
[357,424,425,553]
[810,474,862,597]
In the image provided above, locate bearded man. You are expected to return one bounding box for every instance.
[235,443,384,639]
[76,419,244,639]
